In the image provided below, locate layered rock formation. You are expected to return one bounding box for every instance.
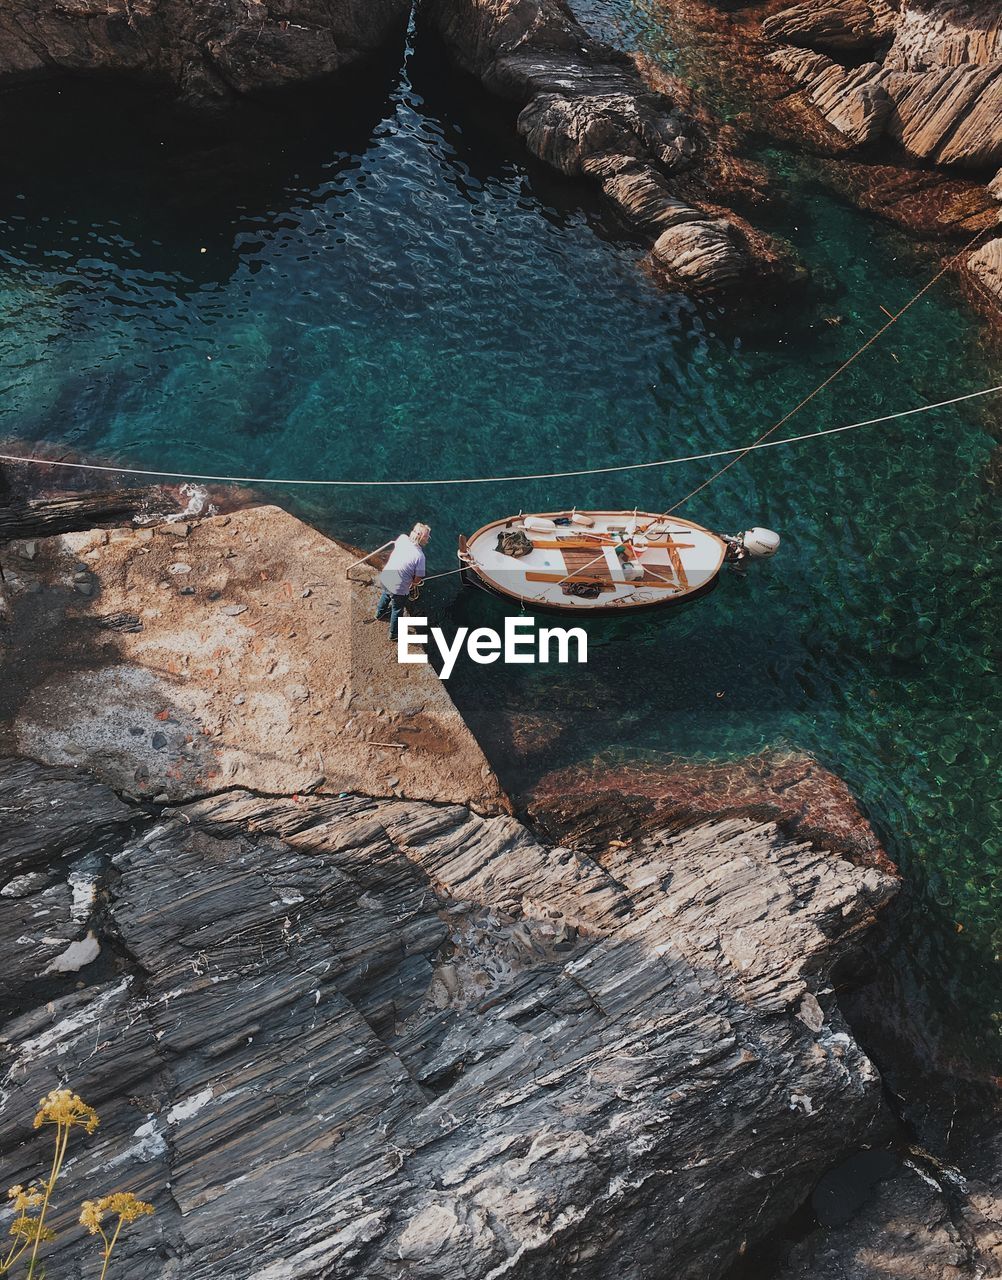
[654,0,1000,316]
[0,0,409,104]
[762,0,897,53]
[967,233,1002,303]
[762,0,1002,173]
[766,46,891,145]
[761,0,1002,312]
[422,0,800,294]
[0,755,898,1278]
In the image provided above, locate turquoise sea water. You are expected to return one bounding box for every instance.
[0,17,998,1082]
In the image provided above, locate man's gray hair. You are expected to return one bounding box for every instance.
[410,523,431,544]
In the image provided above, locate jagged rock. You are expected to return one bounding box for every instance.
[651,218,749,288]
[884,1,1002,72]
[967,236,1002,301]
[762,0,896,53]
[0,758,898,1279]
[771,1159,1002,1279]
[0,0,409,105]
[767,46,892,144]
[0,489,160,541]
[762,0,1002,180]
[0,756,131,879]
[0,758,131,1003]
[990,169,1002,201]
[517,93,694,177]
[885,63,1002,169]
[599,162,709,233]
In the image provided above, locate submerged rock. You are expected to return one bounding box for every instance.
[527,749,890,868]
[0,757,897,1278]
[0,0,409,104]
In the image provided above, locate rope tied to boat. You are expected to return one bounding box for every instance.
[653,221,996,521]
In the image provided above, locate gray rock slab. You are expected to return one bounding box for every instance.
[0,761,900,1280]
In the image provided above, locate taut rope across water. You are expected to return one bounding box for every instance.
[0,384,998,489]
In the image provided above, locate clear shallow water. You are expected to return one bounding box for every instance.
[0,25,999,1071]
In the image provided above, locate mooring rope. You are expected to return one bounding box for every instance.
[657,221,996,518]
[0,384,998,489]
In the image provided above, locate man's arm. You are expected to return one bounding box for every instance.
[407,548,426,594]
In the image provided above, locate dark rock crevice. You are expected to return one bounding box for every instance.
[0,0,413,105]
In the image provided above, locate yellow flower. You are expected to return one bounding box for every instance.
[106,1193,154,1225]
[79,1199,105,1235]
[32,1089,99,1134]
[79,1192,154,1232]
[8,1216,55,1245]
[7,1185,44,1213]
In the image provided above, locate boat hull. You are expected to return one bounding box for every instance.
[459,562,720,614]
[458,511,728,614]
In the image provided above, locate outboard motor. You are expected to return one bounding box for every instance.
[743,527,781,558]
[723,527,781,565]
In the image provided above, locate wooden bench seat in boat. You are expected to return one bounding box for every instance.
[522,548,681,591]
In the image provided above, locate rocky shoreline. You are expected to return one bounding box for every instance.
[0,752,897,1279]
[0,0,410,104]
[0,496,999,1277]
[0,0,999,1273]
[760,0,1002,312]
[422,0,803,295]
[649,0,1002,318]
[0,0,802,299]
[1,0,996,313]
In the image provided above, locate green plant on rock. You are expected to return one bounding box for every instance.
[1,1090,154,1279]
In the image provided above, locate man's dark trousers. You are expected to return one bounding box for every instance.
[375,589,408,640]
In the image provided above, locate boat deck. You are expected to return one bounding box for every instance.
[460,511,726,612]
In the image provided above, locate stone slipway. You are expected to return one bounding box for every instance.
[0,503,508,814]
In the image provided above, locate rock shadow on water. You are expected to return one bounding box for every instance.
[0,59,403,286]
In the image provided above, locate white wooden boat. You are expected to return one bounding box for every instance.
[458,510,778,613]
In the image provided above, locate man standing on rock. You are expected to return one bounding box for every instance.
[375,522,430,640]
